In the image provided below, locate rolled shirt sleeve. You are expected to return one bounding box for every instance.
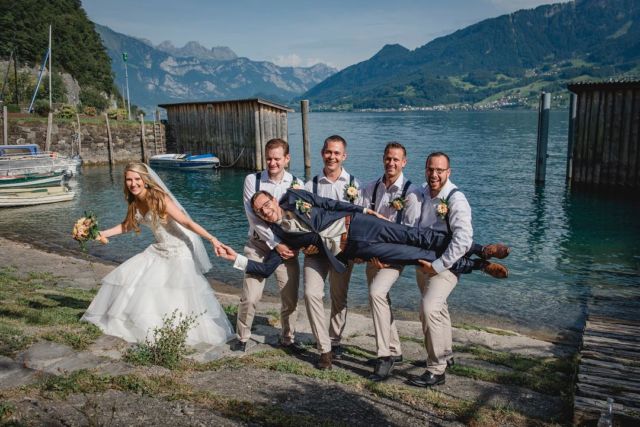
[431,192,473,273]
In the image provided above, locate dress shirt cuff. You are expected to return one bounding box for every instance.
[265,238,279,250]
[431,258,446,274]
[233,254,249,271]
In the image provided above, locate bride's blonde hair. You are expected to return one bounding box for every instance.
[122,162,168,233]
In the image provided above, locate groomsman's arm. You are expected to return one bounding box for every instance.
[290,189,366,214]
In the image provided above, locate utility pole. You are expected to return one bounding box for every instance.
[123,52,131,120]
[48,25,52,110]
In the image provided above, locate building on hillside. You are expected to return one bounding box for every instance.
[567,80,640,189]
[158,98,292,170]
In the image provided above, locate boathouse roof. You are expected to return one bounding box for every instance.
[158,98,293,112]
[567,79,640,92]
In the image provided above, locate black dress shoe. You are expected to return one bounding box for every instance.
[368,357,394,382]
[231,340,248,352]
[366,355,403,366]
[409,371,445,387]
[331,345,344,360]
[280,341,306,353]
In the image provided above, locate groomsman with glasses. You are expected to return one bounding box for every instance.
[409,152,510,388]
[231,138,305,353]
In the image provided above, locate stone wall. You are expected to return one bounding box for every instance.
[0,115,164,164]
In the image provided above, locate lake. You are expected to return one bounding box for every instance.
[1,110,638,340]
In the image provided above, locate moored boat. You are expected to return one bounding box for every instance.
[0,144,82,176]
[0,170,68,189]
[0,186,75,207]
[149,153,220,169]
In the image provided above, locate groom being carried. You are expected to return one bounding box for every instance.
[218,188,508,282]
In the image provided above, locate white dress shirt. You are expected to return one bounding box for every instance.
[361,172,421,227]
[243,170,304,249]
[418,179,473,274]
[304,167,362,205]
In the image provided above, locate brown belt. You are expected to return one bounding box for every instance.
[339,215,351,251]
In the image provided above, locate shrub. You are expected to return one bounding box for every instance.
[80,86,109,111]
[82,105,97,116]
[33,100,50,116]
[55,104,76,119]
[123,309,200,369]
[107,108,127,121]
[6,104,21,113]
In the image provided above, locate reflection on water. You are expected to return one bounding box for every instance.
[1,111,638,338]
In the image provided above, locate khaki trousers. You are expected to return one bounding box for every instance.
[236,238,300,344]
[303,255,353,353]
[366,264,402,358]
[415,268,457,375]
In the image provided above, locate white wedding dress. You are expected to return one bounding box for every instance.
[82,210,234,346]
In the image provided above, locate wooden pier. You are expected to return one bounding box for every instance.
[574,291,640,424]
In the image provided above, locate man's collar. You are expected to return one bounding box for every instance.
[431,179,455,199]
[263,170,292,184]
[383,172,405,190]
[319,168,348,183]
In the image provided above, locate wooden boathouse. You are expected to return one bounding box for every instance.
[159,98,292,170]
[567,80,640,189]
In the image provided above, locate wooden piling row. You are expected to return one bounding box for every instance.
[159,98,292,170]
[568,81,640,188]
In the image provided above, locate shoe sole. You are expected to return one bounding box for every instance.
[408,378,445,387]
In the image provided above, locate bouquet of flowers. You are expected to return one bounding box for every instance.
[343,183,359,203]
[389,197,406,211]
[436,199,449,220]
[71,212,104,251]
[290,181,303,190]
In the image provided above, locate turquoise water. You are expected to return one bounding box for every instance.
[1,111,638,338]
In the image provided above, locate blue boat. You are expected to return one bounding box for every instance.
[149,153,220,170]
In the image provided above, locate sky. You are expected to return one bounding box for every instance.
[81,0,570,70]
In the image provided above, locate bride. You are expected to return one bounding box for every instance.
[82,162,234,346]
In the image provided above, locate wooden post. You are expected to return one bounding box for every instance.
[154,108,160,155]
[566,92,577,182]
[535,92,551,183]
[254,109,262,170]
[301,100,311,177]
[105,112,114,166]
[45,112,53,151]
[75,113,82,157]
[140,113,148,163]
[2,106,7,145]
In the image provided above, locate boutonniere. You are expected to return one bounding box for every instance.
[343,183,359,202]
[436,198,449,219]
[290,181,303,190]
[295,199,312,218]
[389,197,406,211]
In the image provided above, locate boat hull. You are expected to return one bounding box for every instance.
[0,186,75,207]
[149,153,220,170]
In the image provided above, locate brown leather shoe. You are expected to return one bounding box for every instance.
[483,262,509,279]
[481,243,510,259]
[317,351,333,370]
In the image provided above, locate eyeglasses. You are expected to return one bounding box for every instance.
[426,167,449,175]
[254,199,273,216]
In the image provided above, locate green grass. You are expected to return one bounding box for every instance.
[0,267,101,356]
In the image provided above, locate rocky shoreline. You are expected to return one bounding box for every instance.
[0,237,577,426]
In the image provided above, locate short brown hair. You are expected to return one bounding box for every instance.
[426,151,450,168]
[265,138,289,155]
[384,141,406,158]
[322,135,347,151]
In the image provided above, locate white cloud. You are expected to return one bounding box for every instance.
[271,53,336,68]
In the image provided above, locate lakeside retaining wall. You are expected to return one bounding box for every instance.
[0,116,164,164]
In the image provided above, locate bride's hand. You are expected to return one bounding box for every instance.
[96,233,109,244]
[216,243,238,261]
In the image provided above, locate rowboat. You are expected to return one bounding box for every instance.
[0,186,75,207]
[0,170,68,188]
[149,153,220,169]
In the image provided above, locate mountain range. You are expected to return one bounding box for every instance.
[95,24,337,113]
[301,0,640,110]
